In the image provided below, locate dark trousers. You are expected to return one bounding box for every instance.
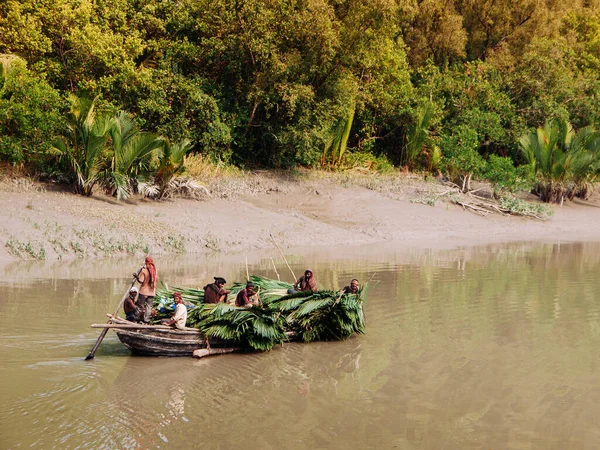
[137,294,155,323]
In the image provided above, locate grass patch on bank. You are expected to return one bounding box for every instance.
[5,238,47,259]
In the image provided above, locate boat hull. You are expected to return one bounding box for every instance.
[110,318,232,356]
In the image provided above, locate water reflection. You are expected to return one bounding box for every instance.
[2,241,600,448]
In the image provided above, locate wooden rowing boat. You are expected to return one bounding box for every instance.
[98,316,236,357]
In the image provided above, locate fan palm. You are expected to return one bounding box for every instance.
[105,112,163,200]
[321,102,355,168]
[153,139,194,198]
[519,119,600,203]
[54,94,113,196]
[404,102,435,169]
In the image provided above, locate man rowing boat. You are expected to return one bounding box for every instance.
[133,256,158,323]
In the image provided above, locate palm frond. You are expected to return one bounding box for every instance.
[154,276,372,350]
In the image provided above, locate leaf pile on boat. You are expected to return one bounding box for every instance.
[154,276,369,352]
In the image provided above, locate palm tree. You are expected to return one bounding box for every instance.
[320,102,355,169]
[519,119,600,203]
[153,139,195,198]
[404,102,435,169]
[54,94,113,196]
[105,112,163,200]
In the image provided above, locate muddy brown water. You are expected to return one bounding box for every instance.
[2,242,600,449]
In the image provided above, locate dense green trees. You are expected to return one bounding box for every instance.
[2,0,600,201]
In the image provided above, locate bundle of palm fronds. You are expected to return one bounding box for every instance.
[229,275,293,302]
[270,289,367,342]
[196,302,288,351]
[152,276,370,349]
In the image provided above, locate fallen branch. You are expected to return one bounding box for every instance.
[454,200,489,216]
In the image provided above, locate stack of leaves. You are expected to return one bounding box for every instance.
[229,275,293,302]
[196,302,288,351]
[270,289,367,342]
[153,276,370,349]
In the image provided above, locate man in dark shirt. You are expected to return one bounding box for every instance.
[341,279,360,294]
[203,277,230,304]
[124,287,141,322]
[235,281,260,308]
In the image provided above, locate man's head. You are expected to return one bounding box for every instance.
[304,269,313,279]
[246,281,255,293]
[129,286,139,297]
[173,291,183,303]
[350,279,359,292]
[214,277,226,287]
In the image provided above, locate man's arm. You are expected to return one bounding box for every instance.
[172,305,185,322]
[293,277,302,290]
[124,297,135,311]
[134,268,147,283]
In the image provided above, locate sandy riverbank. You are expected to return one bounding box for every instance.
[1,172,599,265]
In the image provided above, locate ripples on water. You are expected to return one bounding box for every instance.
[2,242,600,448]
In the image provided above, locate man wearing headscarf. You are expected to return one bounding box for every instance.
[161,292,187,329]
[134,256,158,323]
[288,269,318,294]
[124,286,141,322]
[203,277,230,304]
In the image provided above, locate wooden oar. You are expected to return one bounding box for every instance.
[85,258,148,360]
[269,232,296,281]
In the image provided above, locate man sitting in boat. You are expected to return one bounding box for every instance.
[288,269,318,294]
[124,287,141,322]
[235,281,261,308]
[161,292,187,329]
[341,279,360,295]
[203,277,230,303]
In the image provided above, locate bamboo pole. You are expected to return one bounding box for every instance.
[85,251,151,360]
[269,232,296,281]
[270,257,281,281]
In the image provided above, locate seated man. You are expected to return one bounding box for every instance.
[203,277,230,304]
[235,281,261,308]
[161,292,187,329]
[341,278,360,294]
[288,269,318,294]
[124,287,141,322]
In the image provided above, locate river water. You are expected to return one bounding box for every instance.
[1,241,600,449]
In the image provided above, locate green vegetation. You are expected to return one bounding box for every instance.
[155,275,368,351]
[5,238,46,259]
[519,118,600,203]
[2,1,600,202]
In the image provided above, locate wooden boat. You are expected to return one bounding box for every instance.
[93,316,237,357]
